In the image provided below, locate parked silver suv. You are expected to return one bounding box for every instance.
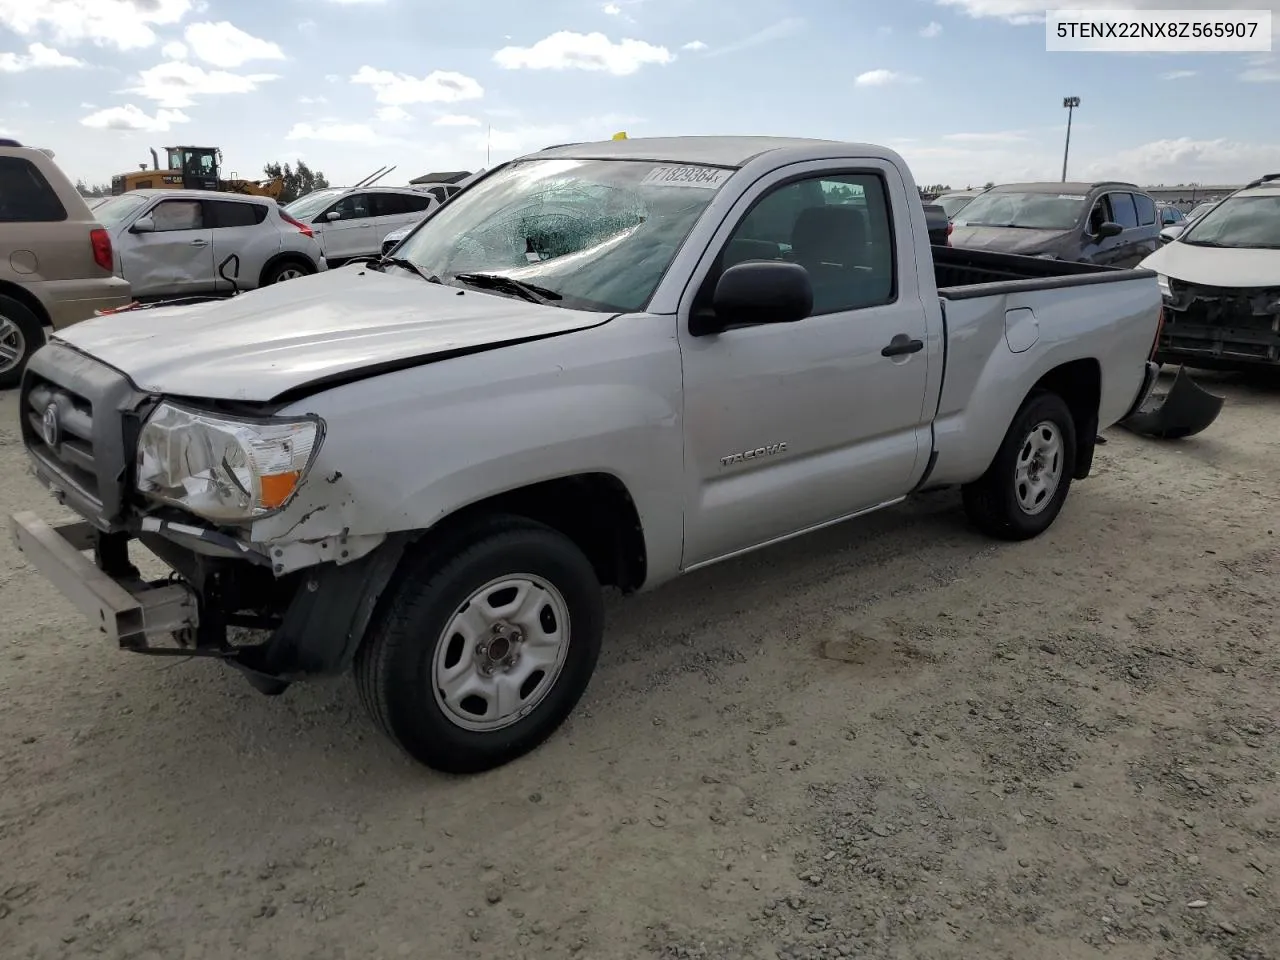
[90,189,325,299]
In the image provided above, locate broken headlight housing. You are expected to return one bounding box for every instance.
[135,402,324,523]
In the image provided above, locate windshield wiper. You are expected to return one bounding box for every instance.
[378,256,442,284]
[1181,239,1229,248]
[453,272,563,304]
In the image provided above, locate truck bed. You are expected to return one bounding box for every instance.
[933,246,1146,297]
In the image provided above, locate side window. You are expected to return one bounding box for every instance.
[149,199,204,232]
[1109,192,1139,229]
[323,193,372,221]
[0,156,68,223]
[374,193,431,216]
[426,187,448,204]
[1134,193,1156,226]
[708,172,895,316]
[208,200,267,228]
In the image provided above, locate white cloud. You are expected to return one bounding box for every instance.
[1240,57,1280,81]
[298,19,316,35]
[682,40,707,51]
[80,103,190,132]
[493,31,672,75]
[162,40,187,58]
[854,69,919,86]
[434,114,482,126]
[0,42,85,72]
[375,105,410,121]
[351,65,484,104]
[1081,137,1280,183]
[920,21,943,37]
[298,94,327,104]
[287,121,377,142]
[184,21,284,68]
[1160,69,1197,79]
[0,0,191,52]
[603,2,621,12]
[705,18,805,57]
[130,60,280,108]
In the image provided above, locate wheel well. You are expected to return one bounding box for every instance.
[258,253,316,286]
[1030,358,1101,480]
[0,280,52,328]
[434,474,648,593]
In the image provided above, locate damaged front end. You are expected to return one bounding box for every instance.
[1156,277,1280,370]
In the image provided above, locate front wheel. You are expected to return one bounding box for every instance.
[962,390,1077,541]
[354,517,604,773]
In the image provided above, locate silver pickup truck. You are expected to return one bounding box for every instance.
[12,136,1169,774]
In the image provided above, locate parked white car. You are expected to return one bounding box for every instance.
[283,186,438,264]
[91,189,325,299]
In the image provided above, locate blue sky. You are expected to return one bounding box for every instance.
[1,0,1278,189]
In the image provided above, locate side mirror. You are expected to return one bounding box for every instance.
[130,215,155,233]
[696,261,813,335]
[1095,221,1124,240]
[325,210,341,221]
[1159,226,1183,244]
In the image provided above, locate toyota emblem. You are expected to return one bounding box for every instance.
[41,403,60,447]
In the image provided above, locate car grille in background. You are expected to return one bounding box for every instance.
[1162,281,1280,365]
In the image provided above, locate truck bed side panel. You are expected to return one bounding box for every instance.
[928,276,1160,486]
[252,313,686,583]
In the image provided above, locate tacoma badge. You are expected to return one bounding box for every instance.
[720,442,787,467]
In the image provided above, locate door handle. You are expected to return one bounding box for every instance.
[189,239,208,247]
[881,334,924,357]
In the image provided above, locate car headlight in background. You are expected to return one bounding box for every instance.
[1157,274,1171,299]
[136,402,324,523]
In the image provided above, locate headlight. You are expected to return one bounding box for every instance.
[135,402,324,523]
[1157,274,1171,298]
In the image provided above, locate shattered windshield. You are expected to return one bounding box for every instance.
[1180,194,1280,248]
[392,157,732,312]
[954,191,1086,230]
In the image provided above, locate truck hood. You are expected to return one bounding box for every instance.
[1139,241,1280,289]
[949,225,1072,256]
[53,266,612,402]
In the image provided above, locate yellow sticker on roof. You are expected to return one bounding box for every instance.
[641,165,732,189]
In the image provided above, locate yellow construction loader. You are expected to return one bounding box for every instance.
[110,146,284,199]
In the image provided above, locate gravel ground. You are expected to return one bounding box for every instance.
[1,371,1277,960]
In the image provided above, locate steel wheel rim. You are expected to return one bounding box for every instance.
[0,314,26,374]
[431,574,572,733]
[276,267,304,281]
[1014,419,1063,516]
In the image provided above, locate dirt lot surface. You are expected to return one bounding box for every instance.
[1,372,1278,960]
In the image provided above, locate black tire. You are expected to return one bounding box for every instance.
[0,295,46,390]
[262,258,314,285]
[354,516,604,774]
[962,390,1077,541]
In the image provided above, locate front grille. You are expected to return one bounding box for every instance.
[25,374,101,503]
[19,343,144,529]
[1161,282,1280,365]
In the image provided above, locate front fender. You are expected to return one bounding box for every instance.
[250,314,685,578]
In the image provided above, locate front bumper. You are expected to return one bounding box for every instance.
[10,511,196,647]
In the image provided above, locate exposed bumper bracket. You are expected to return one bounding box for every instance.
[10,511,198,647]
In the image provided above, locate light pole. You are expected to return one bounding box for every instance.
[1061,96,1080,182]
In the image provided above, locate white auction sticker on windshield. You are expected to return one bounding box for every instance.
[641,165,733,189]
[1058,194,1087,200]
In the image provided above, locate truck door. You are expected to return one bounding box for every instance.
[677,162,936,568]
[119,197,214,297]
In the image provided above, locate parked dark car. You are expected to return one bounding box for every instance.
[923,202,951,245]
[932,189,984,219]
[950,181,1161,267]
[1157,203,1185,226]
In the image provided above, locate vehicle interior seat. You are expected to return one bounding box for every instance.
[789,205,872,313]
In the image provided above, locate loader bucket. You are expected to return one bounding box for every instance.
[1119,365,1224,440]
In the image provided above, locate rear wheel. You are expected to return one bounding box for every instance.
[354,517,604,773]
[0,295,45,390]
[962,390,1077,541]
[263,259,314,285]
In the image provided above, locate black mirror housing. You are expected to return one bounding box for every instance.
[1096,220,1124,239]
[703,261,813,333]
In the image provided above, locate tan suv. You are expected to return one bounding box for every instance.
[0,139,131,387]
